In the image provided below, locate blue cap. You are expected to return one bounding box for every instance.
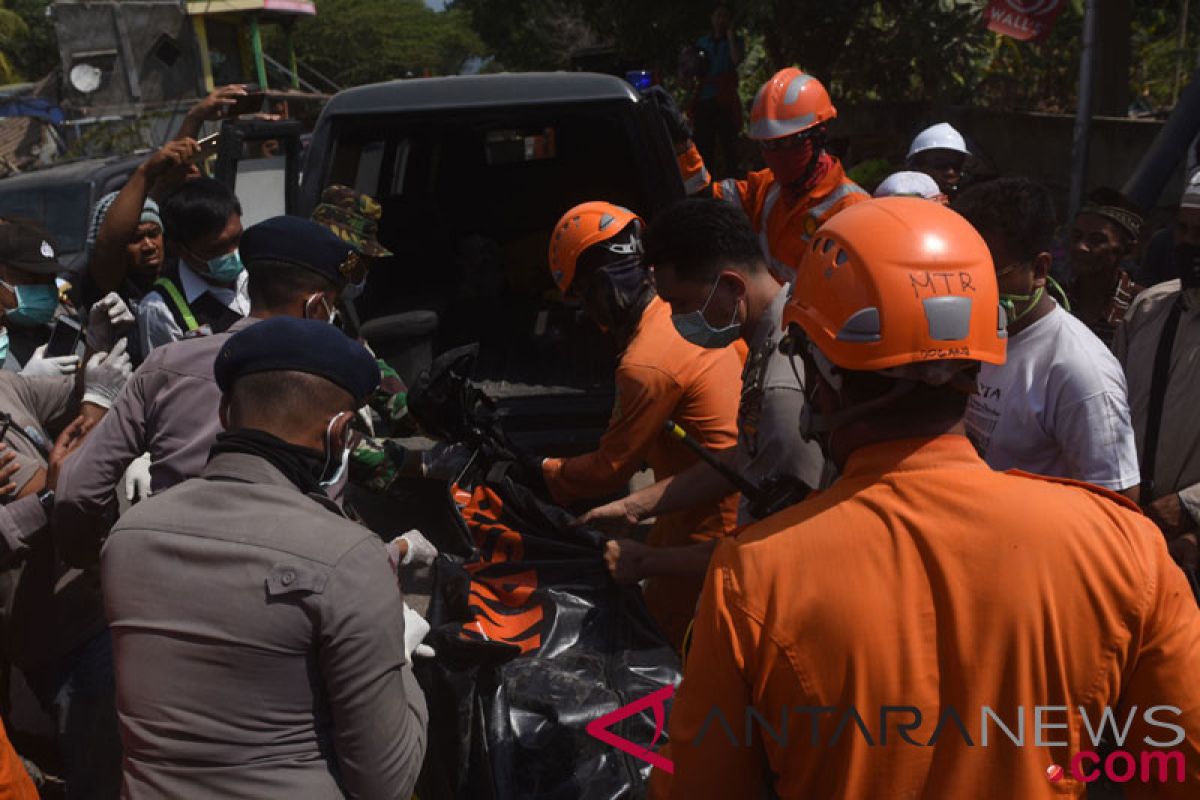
[238,215,360,287]
[215,317,381,406]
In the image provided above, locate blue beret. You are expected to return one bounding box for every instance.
[215,317,381,406]
[239,216,358,286]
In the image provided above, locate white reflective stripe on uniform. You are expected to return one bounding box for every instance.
[717,178,742,207]
[684,163,712,194]
[807,181,869,224]
[758,183,791,281]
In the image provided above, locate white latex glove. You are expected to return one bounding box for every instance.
[403,602,435,661]
[86,292,135,351]
[398,529,438,567]
[20,344,80,377]
[124,452,152,502]
[82,339,131,409]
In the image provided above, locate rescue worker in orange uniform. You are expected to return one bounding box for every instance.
[538,201,741,649]
[0,718,35,798]
[654,198,1200,798]
[649,68,868,282]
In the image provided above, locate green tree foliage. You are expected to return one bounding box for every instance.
[0,0,32,83]
[453,0,1196,115]
[284,0,486,87]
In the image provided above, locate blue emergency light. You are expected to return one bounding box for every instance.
[625,70,655,91]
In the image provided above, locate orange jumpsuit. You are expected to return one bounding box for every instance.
[543,296,741,648]
[0,718,35,799]
[678,143,869,283]
[655,435,1200,799]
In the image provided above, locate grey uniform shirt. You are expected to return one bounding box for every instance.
[102,452,427,799]
[0,372,70,566]
[1114,281,1200,522]
[733,283,825,524]
[54,316,261,567]
[0,371,105,668]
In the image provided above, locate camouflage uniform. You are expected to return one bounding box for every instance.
[310,185,393,258]
[350,361,423,494]
[312,185,418,495]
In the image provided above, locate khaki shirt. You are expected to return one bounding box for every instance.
[53,317,261,567]
[102,451,427,799]
[733,283,824,524]
[0,372,104,669]
[1114,281,1200,523]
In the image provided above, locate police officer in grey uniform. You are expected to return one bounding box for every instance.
[53,216,356,567]
[0,221,133,799]
[101,317,428,799]
[581,199,826,578]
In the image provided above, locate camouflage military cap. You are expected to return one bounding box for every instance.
[311,184,393,258]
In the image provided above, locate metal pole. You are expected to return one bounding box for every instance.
[286,23,300,90]
[1067,0,1099,226]
[249,15,269,90]
[1122,66,1200,209]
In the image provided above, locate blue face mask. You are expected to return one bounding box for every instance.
[670,278,742,349]
[191,249,243,284]
[0,329,9,368]
[1,281,59,327]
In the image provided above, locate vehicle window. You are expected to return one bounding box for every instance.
[0,184,90,254]
[328,135,390,197]
[354,141,385,197]
[390,139,410,196]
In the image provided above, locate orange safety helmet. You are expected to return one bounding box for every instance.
[547,201,642,294]
[783,197,1006,377]
[748,68,837,142]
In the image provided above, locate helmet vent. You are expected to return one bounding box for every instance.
[922,296,973,341]
[598,213,615,231]
[836,307,882,343]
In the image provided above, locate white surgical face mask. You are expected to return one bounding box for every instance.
[670,278,742,349]
[305,293,340,327]
[319,412,352,488]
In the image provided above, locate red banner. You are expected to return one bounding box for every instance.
[983,0,1067,42]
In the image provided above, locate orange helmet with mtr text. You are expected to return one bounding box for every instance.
[783,197,1007,375]
[547,202,642,294]
[749,68,837,142]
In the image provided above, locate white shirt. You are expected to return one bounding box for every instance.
[966,304,1140,491]
[137,261,249,357]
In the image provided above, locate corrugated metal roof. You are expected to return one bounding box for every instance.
[322,72,640,117]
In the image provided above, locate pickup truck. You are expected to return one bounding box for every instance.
[0,153,145,276]
[295,72,685,456]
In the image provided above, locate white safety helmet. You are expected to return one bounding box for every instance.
[873,171,943,200]
[906,123,970,161]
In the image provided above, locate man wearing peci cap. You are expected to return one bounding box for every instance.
[1068,187,1145,349]
[101,317,427,799]
[53,216,361,567]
